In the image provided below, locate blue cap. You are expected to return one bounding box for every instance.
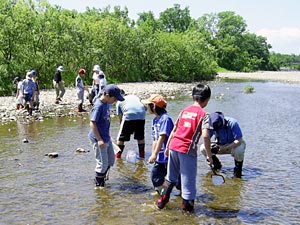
[210,112,225,129]
[104,84,125,101]
[31,70,36,75]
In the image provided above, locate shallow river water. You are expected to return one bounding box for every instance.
[1,81,300,225]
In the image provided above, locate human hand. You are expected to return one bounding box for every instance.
[206,156,213,166]
[164,148,169,157]
[148,154,156,164]
[97,140,105,149]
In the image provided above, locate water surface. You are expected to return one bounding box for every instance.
[1,81,299,224]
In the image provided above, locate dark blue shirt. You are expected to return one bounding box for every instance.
[88,98,111,143]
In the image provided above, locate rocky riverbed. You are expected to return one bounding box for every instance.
[1,71,300,123]
[0,82,195,123]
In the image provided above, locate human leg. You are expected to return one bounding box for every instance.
[134,120,145,158]
[179,153,197,212]
[151,162,167,194]
[58,81,65,99]
[94,142,110,187]
[156,150,179,209]
[232,141,246,178]
[116,120,131,158]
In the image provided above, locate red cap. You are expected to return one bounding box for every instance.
[79,68,86,74]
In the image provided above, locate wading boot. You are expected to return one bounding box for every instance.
[156,180,175,209]
[94,176,105,187]
[234,160,243,178]
[182,199,194,213]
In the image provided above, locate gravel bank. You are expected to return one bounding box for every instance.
[0,82,194,123]
[217,71,300,83]
[1,71,299,123]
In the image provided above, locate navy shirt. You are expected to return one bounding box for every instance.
[88,98,111,143]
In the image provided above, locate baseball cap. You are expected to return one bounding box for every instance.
[79,68,86,74]
[104,84,125,101]
[13,77,20,83]
[210,112,225,129]
[141,94,167,108]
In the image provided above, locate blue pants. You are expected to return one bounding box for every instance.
[151,162,167,188]
[166,150,197,200]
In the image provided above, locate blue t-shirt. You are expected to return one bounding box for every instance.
[116,95,146,121]
[213,117,243,145]
[88,98,111,143]
[22,79,36,94]
[151,113,174,163]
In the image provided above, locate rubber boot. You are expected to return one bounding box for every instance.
[94,172,106,187]
[182,199,195,213]
[115,144,125,158]
[138,143,145,159]
[156,180,175,209]
[234,160,243,178]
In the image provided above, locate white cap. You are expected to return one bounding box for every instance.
[93,65,100,72]
[57,66,64,72]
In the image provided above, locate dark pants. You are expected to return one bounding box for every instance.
[151,162,167,187]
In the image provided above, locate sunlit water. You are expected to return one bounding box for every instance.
[1,81,300,224]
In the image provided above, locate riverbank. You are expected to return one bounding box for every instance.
[1,71,300,123]
[217,71,300,83]
[0,82,195,123]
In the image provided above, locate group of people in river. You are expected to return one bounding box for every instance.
[13,67,246,213]
[88,82,246,214]
[13,64,107,113]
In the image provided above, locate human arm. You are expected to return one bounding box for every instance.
[202,128,213,165]
[148,134,166,164]
[218,138,243,153]
[89,121,105,149]
[164,124,176,157]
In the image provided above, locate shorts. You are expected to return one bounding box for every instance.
[24,93,32,103]
[117,120,145,142]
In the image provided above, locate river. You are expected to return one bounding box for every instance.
[0,81,299,224]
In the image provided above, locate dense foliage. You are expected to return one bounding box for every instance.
[0,0,297,95]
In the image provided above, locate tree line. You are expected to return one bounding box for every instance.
[0,0,299,95]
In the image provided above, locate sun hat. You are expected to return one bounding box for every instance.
[141,94,167,108]
[104,84,125,101]
[79,68,86,74]
[210,111,225,129]
[93,65,100,72]
[57,66,64,72]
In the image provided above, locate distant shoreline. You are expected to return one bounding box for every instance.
[217,71,300,83]
[1,71,300,123]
